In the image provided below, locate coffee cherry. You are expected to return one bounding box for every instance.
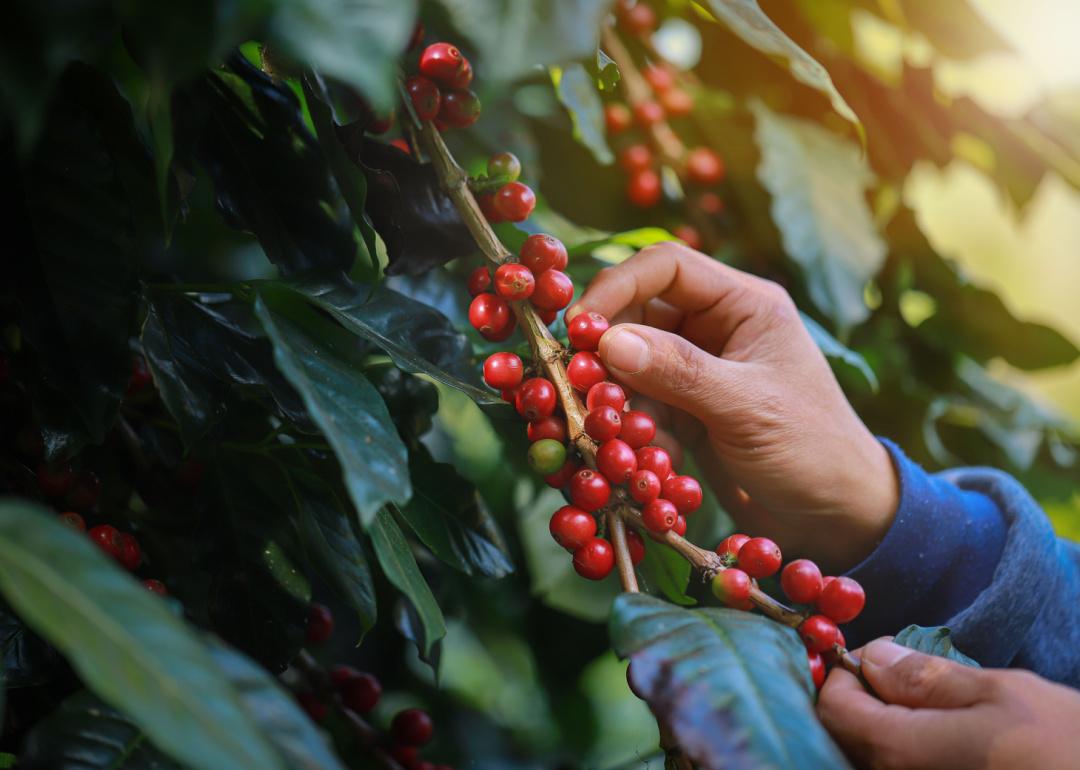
[544,457,580,489]
[780,559,823,605]
[478,192,503,223]
[305,603,334,645]
[569,469,611,512]
[629,469,661,504]
[550,505,597,550]
[483,352,523,389]
[439,89,481,128]
[799,614,839,654]
[494,181,535,222]
[633,101,664,126]
[617,1,657,35]
[528,439,567,475]
[449,58,474,90]
[390,137,411,154]
[643,65,675,92]
[515,378,557,421]
[494,262,535,300]
[737,537,782,579]
[618,143,653,173]
[597,439,637,484]
[143,579,167,595]
[532,270,574,311]
[627,169,662,208]
[405,75,441,121]
[118,533,141,571]
[635,446,672,479]
[568,312,610,352]
[329,664,358,687]
[817,576,866,624]
[604,103,632,134]
[88,525,123,561]
[698,191,725,215]
[625,530,646,565]
[662,475,702,515]
[586,381,625,411]
[127,356,153,395]
[672,514,687,536]
[807,651,826,689]
[673,224,702,251]
[419,42,467,86]
[519,234,568,274]
[619,411,656,448]
[501,386,519,404]
[584,405,622,442]
[37,462,74,499]
[686,147,725,185]
[715,533,750,563]
[59,511,85,532]
[711,567,751,608]
[340,671,382,713]
[642,498,678,533]
[65,470,101,509]
[369,112,394,134]
[528,416,566,443]
[660,88,694,117]
[567,351,607,392]
[573,537,615,580]
[822,575,836,593]
[537,308,558,326]
[391,708,434,747]
[469,293,510,337]
[390,746,419,767]
[297,692,327,723]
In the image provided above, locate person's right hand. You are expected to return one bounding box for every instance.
[567,243,898,572]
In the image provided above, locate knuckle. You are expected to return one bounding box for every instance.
[901,657,956,699]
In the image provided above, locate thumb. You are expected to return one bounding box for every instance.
[597,323,734,423]
[860,639,992,709]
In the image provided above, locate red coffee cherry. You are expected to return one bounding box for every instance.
[569,469,611,512]
[494,262,535,300]
[618,143,653,173]
[635,446,672,479]
[627,169,662,208]
[567,351,607,392]
[66,470,101,509]
[370,112,394,134]
[698,191,725,215]
[629,469,661,504]
[468,293,510,337]
[544,457,580,489]
[143,579,168,595]
[807,651,826,689]
[662,475,702,515]
[617,1,657,35]
[127,356,153,395]
[37,462,74,499]
[118,533,141,571]
[391,708,434,747]
[519,234,568,274]
[488,151,521,181]
[586,381,625,411]
[537,308,558,326]
[297,692,327,723]
[625,530,646,565]
[660,88,694,117]
[817,576,866,624]
[305,603,334,645]
[597,439,637,484]
[619,411,656,448]
[604,103,632,134]
[438,89,481,128]
[633,101,664,126]
[501,386,519,404]
[737,537,782,579]
[390,745,419,767]
[515,378,557,421]
[573,537,614,580]
[685,147,725,185]
[448,57,474,90]
[405,75,441,121]
[642,498,678,533]
[88,524,123,562]
[822,575,837,592]
[341,672,382,713]
[478,192,503,223]
[716,533,750,563]
[532,270,574,311]
[584,405,622,442]
[781,559,824,605]
[643,64,675,92]
[550,505,597,550]
[673,224,702,250]
[711,568,751,608]
[528,415,566,443]
[672,514,687,536]
[390,137,411,154]
[419,42,467,86]
[59,511,85,532]
[494,181,535,222]
[799,614,839,654]
[568,312,610,352]
[483,352,523,390]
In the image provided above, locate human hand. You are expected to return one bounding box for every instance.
[567,243,897,571]
[818,638,1080,769]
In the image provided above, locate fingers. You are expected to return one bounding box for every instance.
[860,639,994,709]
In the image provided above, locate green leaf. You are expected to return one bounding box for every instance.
[0,604,61,689]
[611,594,851,770]
[552,63,613,165]
[893,625,980,667]
[0,498,283,770]
[801,312,879,393]
[638,542,694,606]
[369,508,446,658]
[566,227,678,259]
[254,291,411,524]
[704,0,860,131]
[751,100,885,333]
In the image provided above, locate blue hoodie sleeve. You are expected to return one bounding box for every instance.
[842,440,1080,688]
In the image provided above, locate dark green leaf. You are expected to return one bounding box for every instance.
[552,63,613,165]
[393,598,442,674]
[254,291,411,523]
[588,48,619,92]
[802,312,879,393]
[0,498,283,770]
[893,625,980,667]
[638,541,694,606]
[369,508,446,657]
[0,604,61,689]
[611,594,851,770]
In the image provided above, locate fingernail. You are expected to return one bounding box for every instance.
[862,640,912,668]
[603,328,650,374]
[564,304,583,322]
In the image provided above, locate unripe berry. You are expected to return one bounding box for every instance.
[391,708,434,747]
[597,439,637,484]
[673,224,702,251]
[817,576,866,624]
[586,381,625,411]
[807,651,826,689]
[438,89,481,128]
[642,498,678,533]
[519,234,568,274]
[118,533,141,571]
[660,88,694,117]
[604,103,632,134]
[405,75,441,121]
[629,469,661,504]
[627,169,662,208]
[143,578,167,595]
[635,446,672,479]
[780,559,823,605]
[567,351,607,392]
[88,524,123,562]
[488,151,521,181]
[584,405,622,442]
[672,514,687,536]
[528,416,566,443]
[494,262,535,300]
[59,511,85,532]
[532,270,574,311]
[468,293,510,337]
[419,42,467,86]
[662,475,702,515]
[515,378,557,421]
[573,537,614,580]
[549,505,597,550]
[799,614,839,654]
[711,568,751,608]
[633,101,664,126]
[483,352,523,389]
[619,411,656,448]
[544,457,580,489]
[569,469,611,512]
[618,143,653,173]
[737,537,782,579]
[528,439,567,475]
[494,181,535,222]
[568,312,610,352]
[685,147,725,185]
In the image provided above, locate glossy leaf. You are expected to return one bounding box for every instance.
[552,63,613,165]
[638,541,695,606]
[0,498,283,770]
[0,605,60,689]
[894,625,980,667]
[802,312,879,393]
[611,594,851,770]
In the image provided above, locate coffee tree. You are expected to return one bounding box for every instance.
[2,1,1077,768]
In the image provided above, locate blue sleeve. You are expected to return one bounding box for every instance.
[842,440,1080,688]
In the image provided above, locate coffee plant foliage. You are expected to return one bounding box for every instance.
[1,0,1078,768]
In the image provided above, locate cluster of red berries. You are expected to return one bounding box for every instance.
[300,604,453,770]
[711,534,866,688]
[405,42,480,131]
